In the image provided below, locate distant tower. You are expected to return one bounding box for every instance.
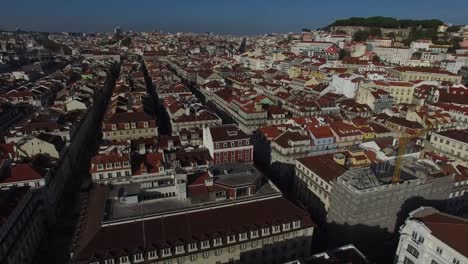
[114,26,122,34]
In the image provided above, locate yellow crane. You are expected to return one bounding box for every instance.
[392,127,429,183]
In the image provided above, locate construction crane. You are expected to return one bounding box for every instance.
[392,126,429,183]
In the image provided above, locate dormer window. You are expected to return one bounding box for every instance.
[131,122,136,129]
[250,230,259,238]
[133,254,143,263]
[188,243,197,252]
[282,223,291,231]
[144,122,149,128]
[125,123,130,129]
[105,259,115,264]
[239,141,243,146]
[119,256,129,264]
[261,228,270,236]
[215,143,220,149]
[227,235,236,244]
[175,245,185,255]
[111,124,117,131]
[213,238,222,246]
[201,240,210,249]
[106,163,112,169]
[97,164,104,170]
[114,162,121,168]
[272,225,281,234]
[292,221,301,229]
[161,248,171,257]
[239,233,248,241]
[147,251,158,260]
[123,161,130,167]
[231,142,235,147]
[223,143,227,148]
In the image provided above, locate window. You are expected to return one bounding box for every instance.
[417,236,424,244]
[293,221,301,229]
[251,240,258,247]
[272,225,281,233]
[175,245,185,254]
[251,230,259,238]
[239,141,243,146]
[177,257,185,264]
[403,257,414,264]
[114,162,121,168]
[188,243,197,251]
[453,258,460,264]
[213,238,222,246]
[227,235,236,243]
[201,240,210,249]
[411,231,418,240]
[133,254,143,262]
[215,143,220,149]
[239,233,248,241]
[240,243,247,250]
[202,252,209,259]
[406,244,419,258]
[119,256,129,263]
[190,254,197,261]
[144,122,149,128]
[262,228,270,236]
[436,247,443,255]
[215,249,222,256]
[229,246,235,253]
[283,223,291,231]
[223,143,227,148]
[105,260,115,264]
[231,142,235,147]
[148,251,157,259]
[106,163,112,169]
[431,260,438,264]
[162,248,171,257]
[97,164,104,170]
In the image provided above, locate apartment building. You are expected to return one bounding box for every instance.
[395,207,467,264]
[360,80,414,104]
[203,124,253,164]
[102,112,157,142]
[430,129,468,162]
[388,67,463,84]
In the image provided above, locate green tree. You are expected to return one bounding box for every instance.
[353,30,369,41]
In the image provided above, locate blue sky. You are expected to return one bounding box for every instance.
[1,0,468,34]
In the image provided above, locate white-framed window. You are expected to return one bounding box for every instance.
[175,245,185,254]
[188,243,197,252]
[231,142,235,147]
[251,240,258,247]
[239,233,248,241]
[227,235,236,244]
[133,253,143,262]
[177,256,185,264]
[261,227,270,236]
[282,223,291,231]
[97,164,104,170]
[190,254,197,261]
[125,123,130,129]
[201,240,210,249]
[202,251,209,259]
[215,143,220,149]
[131,122,136,129]
[213,238,222,246]
[119,256,129,263]
[106,163,112,169]
[229,246,235,253]
[161,248,171,257]
[123,161,130,167]
[105,260,115,264]
[272,225,281,234]
[144,122,149,128]
[111,124,117,130]
[292,221,301,229]
[147,250,158,259]
[436,247,443,255]
[239,141,243,146]
[114,162,121,168]
[215,249,222,256]
[250,230,259,238]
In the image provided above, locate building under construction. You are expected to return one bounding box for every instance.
[327,157,454,236]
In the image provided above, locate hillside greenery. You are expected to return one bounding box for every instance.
[331,17,443,29]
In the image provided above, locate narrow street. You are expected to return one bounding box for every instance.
[35,63,121,264]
